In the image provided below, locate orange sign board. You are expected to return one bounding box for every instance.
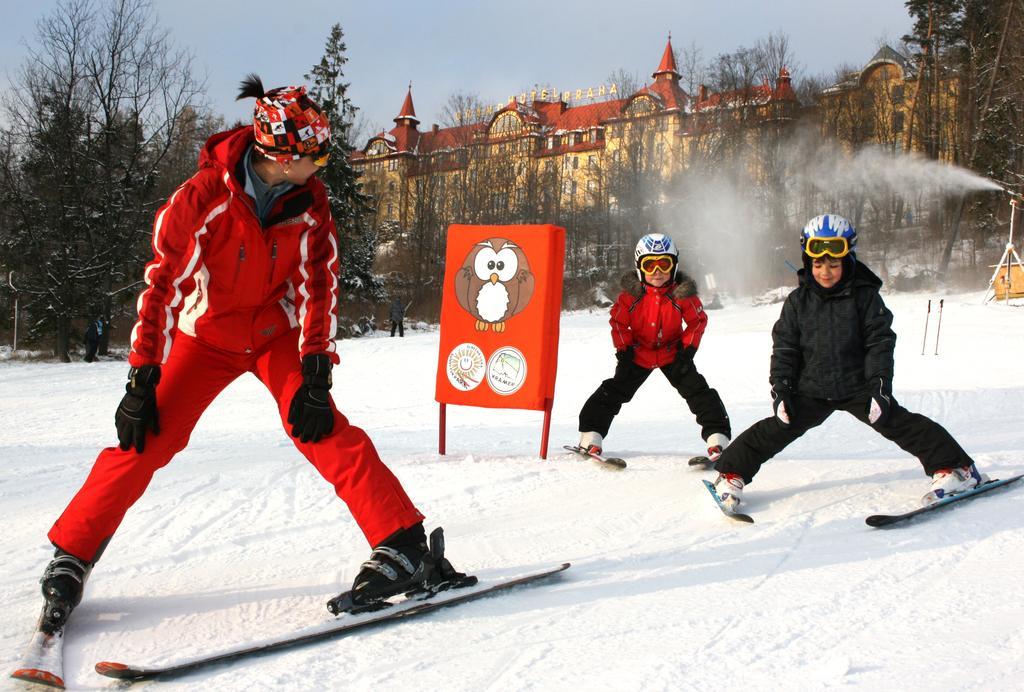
[435,224,565,410]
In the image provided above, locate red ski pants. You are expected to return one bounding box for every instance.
[48,330,424,562]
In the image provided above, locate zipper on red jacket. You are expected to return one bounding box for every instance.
[266,239,278,288]
[233,243,246,284]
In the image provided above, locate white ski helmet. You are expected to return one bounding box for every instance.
[634,233,678,281]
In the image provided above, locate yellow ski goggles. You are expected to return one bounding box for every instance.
[312,150,331,167]
[639,254,675,275]
[803,236,850,259]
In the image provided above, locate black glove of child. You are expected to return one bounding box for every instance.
[771,382,795,428]
[615,345,636,365]
[867,377,893,427]
[288,354,335,443]
[666,345,696,380]
[115,365,161,453]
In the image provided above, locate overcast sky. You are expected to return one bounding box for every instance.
[1,0,913,144]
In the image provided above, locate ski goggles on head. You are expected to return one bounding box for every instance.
[639,254,675,275]
[311,149,331,167]
[803,236,850,259]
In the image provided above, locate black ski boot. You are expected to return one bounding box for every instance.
[39,550,92,634]
[326,525,475,614]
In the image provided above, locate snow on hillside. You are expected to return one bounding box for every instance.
[2,290,1023,691]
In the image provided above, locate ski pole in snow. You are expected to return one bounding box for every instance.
[933,299,944,355]
[921,299,931,356]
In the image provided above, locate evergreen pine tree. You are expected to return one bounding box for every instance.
[305,24,384,304]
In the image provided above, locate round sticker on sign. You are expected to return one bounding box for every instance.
[447,343,486,391]
[486,347,527,395]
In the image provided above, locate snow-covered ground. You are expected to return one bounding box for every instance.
[2,291,1023,691]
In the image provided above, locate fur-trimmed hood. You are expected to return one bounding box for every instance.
[620,271,698,299]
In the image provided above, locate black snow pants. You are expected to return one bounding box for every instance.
[578,356,730,442]
[714,393,974,483]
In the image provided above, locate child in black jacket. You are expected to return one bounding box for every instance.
[712,214,986,509]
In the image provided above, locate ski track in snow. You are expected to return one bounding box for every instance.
[2,291,1023,690]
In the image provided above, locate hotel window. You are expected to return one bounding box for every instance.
[491,112,522,136]
[572,156,579,169]
[388,159,397,171]
[588,155,597,169]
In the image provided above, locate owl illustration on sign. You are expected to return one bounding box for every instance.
[454,238,535,332]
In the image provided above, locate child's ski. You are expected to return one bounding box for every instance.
[866,474,1023,527]
[702,479,754,523]
[94,563,570,683]
[563,445,627,469]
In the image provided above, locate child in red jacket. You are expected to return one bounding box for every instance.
[578,233,731,460]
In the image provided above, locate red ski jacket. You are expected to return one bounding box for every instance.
[128,126,339,367]
[609,272,707,369]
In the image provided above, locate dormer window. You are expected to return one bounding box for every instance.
[491,111,523,137]
[625,95,657,117]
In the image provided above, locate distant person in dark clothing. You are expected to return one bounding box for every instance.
[83,318,103,362]
[390,297,407,337]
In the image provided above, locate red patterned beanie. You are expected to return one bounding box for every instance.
[238,74,331,162]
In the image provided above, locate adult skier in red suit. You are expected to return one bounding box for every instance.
[36,76,461,633]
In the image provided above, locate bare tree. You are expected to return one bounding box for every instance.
[439,90,488,128]
[606,68,642,99]
[676,40,707,101]
[0,0,207,360]
[754,31,801,85]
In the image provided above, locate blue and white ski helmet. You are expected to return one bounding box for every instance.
[800,214,857,258]
[634,233,678,279]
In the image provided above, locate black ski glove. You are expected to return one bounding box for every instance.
[666,345,696,380]
[867,377,893,427]
[771,381,795,428]
[288,354,335,443]
[115,365,161,453]
[615,345,636,365]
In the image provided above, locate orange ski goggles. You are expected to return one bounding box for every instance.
[803,236,850,259]
[312,150,331,167]
[639,254,675,275]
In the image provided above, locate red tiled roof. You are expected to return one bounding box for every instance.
[417,123,486,154]
[653,37,681,79]
[395,87,418,123]
[773,67,798,102]
[644,79,688,111]
[547,99,626,131]
[390,126,418,153]
[694,84,773,111]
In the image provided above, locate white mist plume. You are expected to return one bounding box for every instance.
[660,128,1002,296]
[783,133,1003,198]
